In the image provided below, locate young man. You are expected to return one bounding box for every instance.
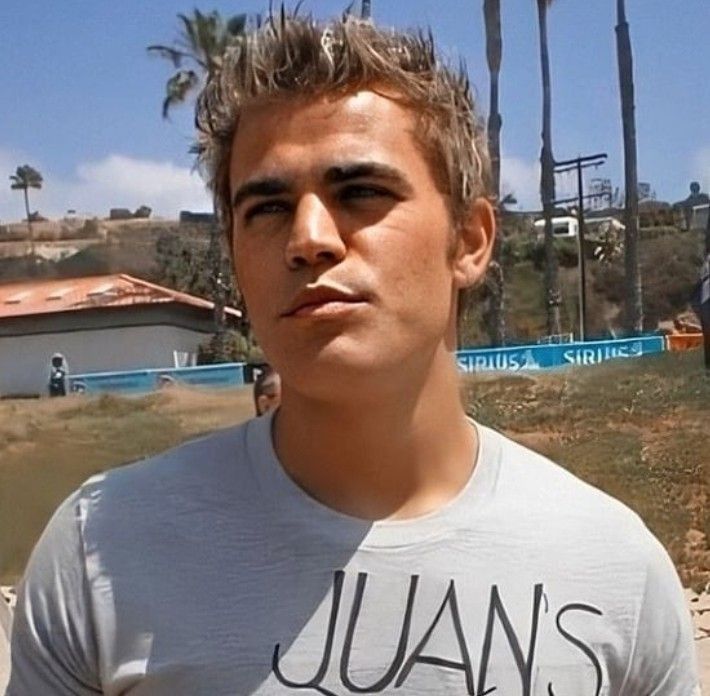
[7,14,699,696]
[253,365,282,417]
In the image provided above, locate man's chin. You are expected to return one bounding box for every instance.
[276,347,399,396]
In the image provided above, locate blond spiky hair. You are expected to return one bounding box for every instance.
[195,9,490,237]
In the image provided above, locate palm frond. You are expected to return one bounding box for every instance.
[226,13,247,36]
[177,12,200,53]
[162,70,199,118]
[9,165,43,189]
[146,44,190,68]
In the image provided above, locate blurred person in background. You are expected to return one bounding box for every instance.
[47,353,68,398]
[253,365,282,416]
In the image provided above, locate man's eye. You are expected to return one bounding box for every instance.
[339,184,389,201]
[244,200,290,221]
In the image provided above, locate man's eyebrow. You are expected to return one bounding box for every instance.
[324,162,414,193]
[232,177,291,209]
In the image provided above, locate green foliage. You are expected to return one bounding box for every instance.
[154,231,242,308]
[9,164,43,191]
[639,208,678,229]
[155,231,211,297]
[639,225,683,240]
[499,211,534,238]
[148,9,250,118]
[593,233,703,328]
[458,284,489,347]
[155,231,253,350]
[530,238,579,269]
[197,330,263,365]
[500,234,584,273]
[501,235,535,267]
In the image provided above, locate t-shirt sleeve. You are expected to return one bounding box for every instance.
[620,531,700,695]
[6,490,102,695]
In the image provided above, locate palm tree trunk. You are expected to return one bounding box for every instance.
[537,0,561,336]
[23,187,35,260]
[616,0,643,335]
[483,0,505,346]
[208,206,227,359]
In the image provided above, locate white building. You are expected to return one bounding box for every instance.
[0,274,241,397]
[534,215,624,240]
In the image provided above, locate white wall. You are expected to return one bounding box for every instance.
[0,325,207,396]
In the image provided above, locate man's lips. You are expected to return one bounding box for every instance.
[282,285,369,317]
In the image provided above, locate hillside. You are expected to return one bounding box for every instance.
[0,218,212,284]
[0,218,704,343]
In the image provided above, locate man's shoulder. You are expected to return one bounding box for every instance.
[480,424,650,537]
[74,419,257,518]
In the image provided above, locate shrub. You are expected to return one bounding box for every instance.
[197,330,262,364]
[593,234,703,328]
[530,238,579,270]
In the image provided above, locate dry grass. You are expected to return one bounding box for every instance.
[1,351,708,591]
[0,387,254,583]
[463,349,710,592]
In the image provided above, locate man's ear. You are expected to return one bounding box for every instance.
[452,197,496,289]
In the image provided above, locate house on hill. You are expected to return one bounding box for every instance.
[0,274,241,397]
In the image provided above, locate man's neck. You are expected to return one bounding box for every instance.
[272,350,477,521]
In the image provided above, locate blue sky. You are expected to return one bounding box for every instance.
[1,0,708,221]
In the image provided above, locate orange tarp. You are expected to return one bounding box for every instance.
[667,333,704,351]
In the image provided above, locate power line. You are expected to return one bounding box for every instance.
[554,153,608,342]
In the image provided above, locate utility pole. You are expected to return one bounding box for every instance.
[554,152,607,342]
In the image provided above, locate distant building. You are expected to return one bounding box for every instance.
[0,274,241,396]
[109,208,133,221]
[589,178,613,211]
[637,182,655,201]
[688,204,709,232]
[534,216,579,239]
[179,211,215,224]
[533,215,624,240]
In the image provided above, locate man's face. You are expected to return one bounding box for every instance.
[229,91,489,394]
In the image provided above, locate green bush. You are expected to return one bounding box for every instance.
[197,330,263,364]
[593,234,703,328]
[501,236,535,267]
[530,238,579,270]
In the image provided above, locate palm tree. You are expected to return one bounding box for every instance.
[149,10,247,351]
[361,0,372,19]
[536,0,562,336]
[615,0,643,334]
[147,10,247,118]
[9,165,43,261]
[482,0,506,346]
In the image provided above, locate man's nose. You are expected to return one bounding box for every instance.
[285,193,346,269]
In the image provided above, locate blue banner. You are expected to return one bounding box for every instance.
[456,336,665,374]
[69,362,246,395]
[67,336,666,394]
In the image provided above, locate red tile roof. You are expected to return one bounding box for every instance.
[0,274,241,319]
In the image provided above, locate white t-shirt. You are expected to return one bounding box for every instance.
[7,415,699,695]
